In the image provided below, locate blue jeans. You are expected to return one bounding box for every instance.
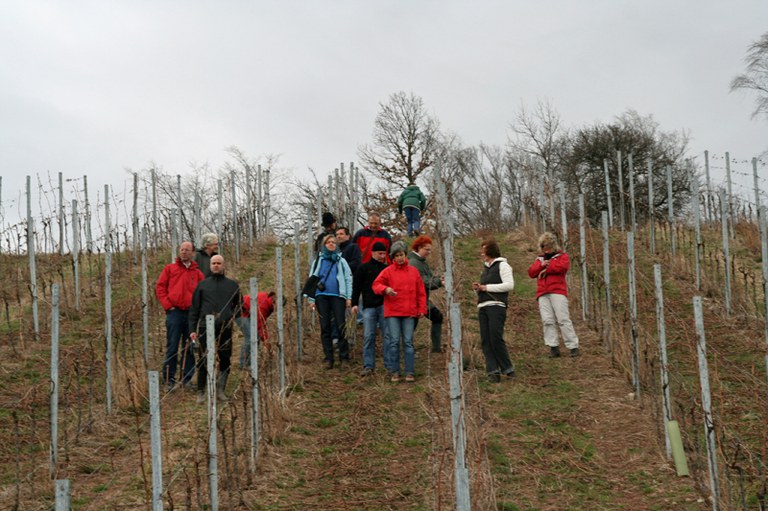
[162,308,195,385]
[404,207,420,236]
[386,316,415,375]
[363,305,390,370]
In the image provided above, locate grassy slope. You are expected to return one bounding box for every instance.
[0,234,713,510]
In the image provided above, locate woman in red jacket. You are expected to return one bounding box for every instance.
[372,241,427,382]
[527,232,580,358]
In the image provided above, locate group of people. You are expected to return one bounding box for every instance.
[305,203,581,384]
[155,233,275,402]
[155,183,581,393]
[305,208,448,382]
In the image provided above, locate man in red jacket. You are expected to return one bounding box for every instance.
[353,212,392,263]
[156,241,205,390]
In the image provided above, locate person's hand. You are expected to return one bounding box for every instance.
[385,287,397,296]
[440,276,445,286]
[345,299,352,308]
[351,305,359,314]
[309,303,315,311]
[190,332,197,341]
[538,270,547,279]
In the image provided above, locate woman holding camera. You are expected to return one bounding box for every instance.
[308,235,353,369]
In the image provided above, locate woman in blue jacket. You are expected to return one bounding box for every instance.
[307,235,353,369]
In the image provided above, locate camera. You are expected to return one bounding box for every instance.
[317,282,325,292]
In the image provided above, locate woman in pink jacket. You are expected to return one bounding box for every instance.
[527,232,580,358]
[372,241,427,382]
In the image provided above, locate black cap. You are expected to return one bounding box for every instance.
[372,241,387,252]
[321,212,336,227]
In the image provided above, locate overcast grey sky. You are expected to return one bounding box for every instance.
[1,1,766,216]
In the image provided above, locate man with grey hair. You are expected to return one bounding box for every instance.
[195,233,219,277]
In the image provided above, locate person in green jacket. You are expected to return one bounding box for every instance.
[397,183,426,237]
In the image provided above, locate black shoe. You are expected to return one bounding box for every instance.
[549,346,561,358]
[570,348,580,357]
[504,371,515,380]
[487,373,501,383]
[324,360,334,370]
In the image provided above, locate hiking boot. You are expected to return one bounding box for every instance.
[549,346,561,358]
[217,369,230,402]
[487,373,501,383]
[324,360,334,370]
[504,371,516,381]
[338,360,349,370]
[360,367,373,377]
[570,348,581,358]
[390,373,401,383]
[405,374,415,383]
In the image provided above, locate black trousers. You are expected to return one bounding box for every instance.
[415,304,443,351]
[315,295,349,362]
[196,327,233,392]
[478,305,513,375]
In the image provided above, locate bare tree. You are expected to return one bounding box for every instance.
[451,144,522,233]
[731,31,768,120]
[508,99,570,174]
[358,91,440,188]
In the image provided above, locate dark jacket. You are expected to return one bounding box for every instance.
[351,259,388,308]
[339,239,362,274]
[189,273,243,335]
[478,257,515,306]
[194,249,215,278]
[155,258,205,311]
[353,227,392,263]
[397,184,426,212]
[408,251,442,306]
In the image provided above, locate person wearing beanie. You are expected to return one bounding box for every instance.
[372,240,427,383]
[314,212,337,255]
[408,235,444,353]
[351,241,390,376]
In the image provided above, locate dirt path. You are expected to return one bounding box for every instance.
[465,236,708,510]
